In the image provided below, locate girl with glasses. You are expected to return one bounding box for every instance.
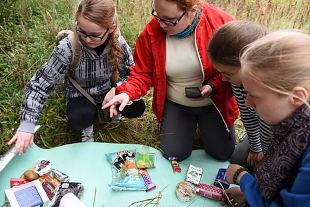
[103,0,239,162]
[8,0,145,155]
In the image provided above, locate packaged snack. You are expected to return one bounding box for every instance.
[5,180,49,207]
[186,165,203,185]
[214,168,230,190]
[38,174,61,200]
[135,152,156,168]
[10,178,29,187]
[51,169,69,182]
[33,159,52,176]
[51,182,83,207]
[106,150,146,191]
[196,183,223,201]
[175,181,196,202]
[168,157,181,173]
[106,150,135,171]
[138,169,156,192]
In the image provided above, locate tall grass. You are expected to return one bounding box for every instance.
[0,0,309,155]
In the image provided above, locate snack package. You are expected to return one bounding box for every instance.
[135,152,156,168]
[51,182,83,207]
[186,165,203,185]
[10,178,29,187]
[38,174,61,200]
[51,169,69,182]
[214,168,230,189]
[138,168,156,192]
[175,181,196,202]
[33,159,52,176]
[106,150,146,191]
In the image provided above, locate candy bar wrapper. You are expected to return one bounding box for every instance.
[135,152,156,168]
[186,165,203,185]
[33,159,52,176]
[51,182,83,207]
[138,169,156,192]
[39,174,61,200]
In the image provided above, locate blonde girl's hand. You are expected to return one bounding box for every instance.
[200,84,212,97]
[7,131,34,155]
[226,164,243,184]
[102,87,116,106]
[102,93,130,118]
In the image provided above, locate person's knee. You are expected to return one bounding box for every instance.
[68,107,97,130]
[160,139,192,162]
[162,150,192,162]
[119,99,145,118]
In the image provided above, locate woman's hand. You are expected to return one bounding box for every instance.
[102,93,130,118]
[200,85,212,97]
[102,87,116,106]
[8,131,34,155]
[247,151,264,168]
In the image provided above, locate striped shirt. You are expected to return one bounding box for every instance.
[18,35,133,133]
[232,85,272,153]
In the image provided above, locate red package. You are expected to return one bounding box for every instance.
[10,178,29,187]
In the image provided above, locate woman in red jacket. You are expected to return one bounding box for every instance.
[103,0,238,161]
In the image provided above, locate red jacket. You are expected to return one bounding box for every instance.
[116,3,239,129]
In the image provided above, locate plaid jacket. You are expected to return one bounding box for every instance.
[18,35,133,133]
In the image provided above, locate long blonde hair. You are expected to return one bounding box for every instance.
[76,0,121,83]
[241,30,310,107]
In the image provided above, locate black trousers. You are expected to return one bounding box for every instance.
[67,96,145,130]
[160,100,235,162]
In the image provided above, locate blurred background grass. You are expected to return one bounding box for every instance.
[0,0,309,155]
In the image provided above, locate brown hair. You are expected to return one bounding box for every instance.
[241,30,310,107]
[208,20,267,66]
[166,0,202,11]
[76,0,121,83]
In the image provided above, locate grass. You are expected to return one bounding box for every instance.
[0,0,309,155]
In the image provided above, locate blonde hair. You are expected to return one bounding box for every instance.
[76,0,121,83]
[241,30,310,107]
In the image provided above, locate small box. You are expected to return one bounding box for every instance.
[186,165,203,185]
[5,180,49,207]
[214,168,230,189]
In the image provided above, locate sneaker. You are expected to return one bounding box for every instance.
[81,125,94,142]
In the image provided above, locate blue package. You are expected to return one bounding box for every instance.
[214,168,230,189]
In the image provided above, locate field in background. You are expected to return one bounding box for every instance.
[0,0,309,155]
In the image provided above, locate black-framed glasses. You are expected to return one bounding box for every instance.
[76,26,109,42]
[151,9,186,26]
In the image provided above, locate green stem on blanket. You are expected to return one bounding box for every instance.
[127,185,168,207]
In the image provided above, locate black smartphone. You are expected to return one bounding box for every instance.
[185,87,202,98]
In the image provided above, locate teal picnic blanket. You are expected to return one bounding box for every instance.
[0,143,229,207]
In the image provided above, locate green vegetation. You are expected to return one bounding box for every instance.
[0,0,309,155]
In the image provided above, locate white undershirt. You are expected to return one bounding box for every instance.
[166,34,212,107]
